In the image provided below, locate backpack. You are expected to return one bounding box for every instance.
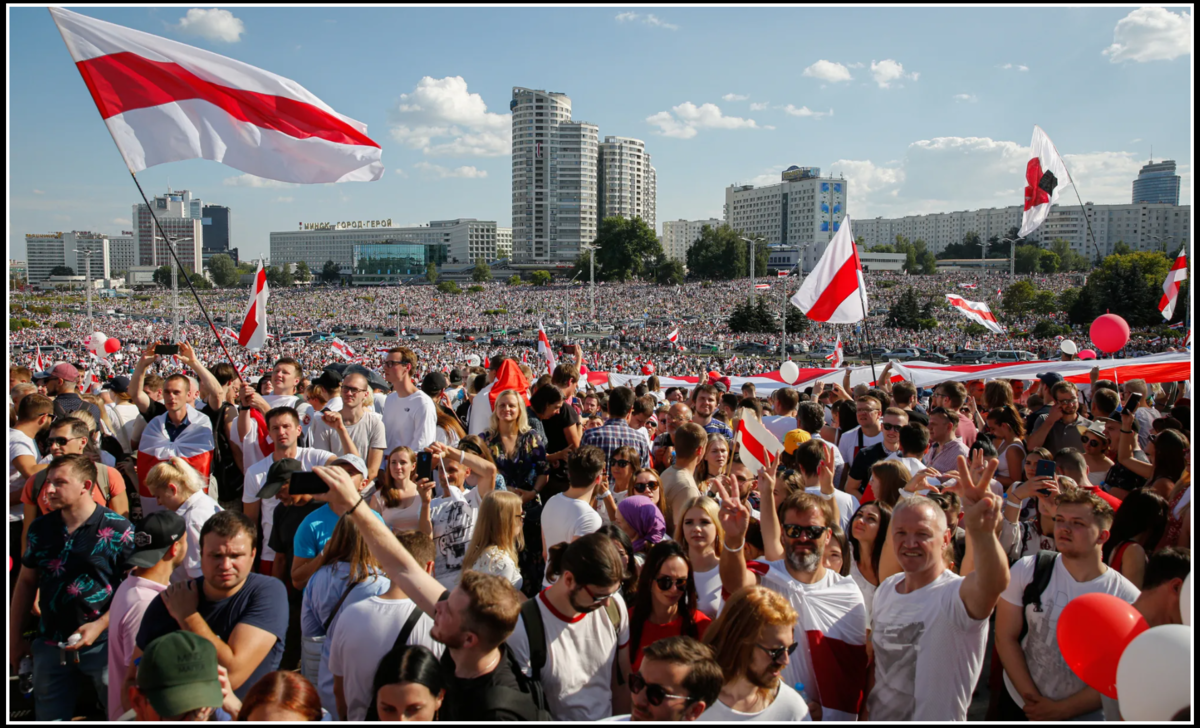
[1019,550,1059,643]
[32,463,112,506]
[209,403,243,502]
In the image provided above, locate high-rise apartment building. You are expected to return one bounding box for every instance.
[1132,160,1181,205]
[724,166,849,272]
[24,231,112,284]
[662,218,723,263]
[598,136,656,229]
[496,227,513,260]
[109,231,136,276]
[133,189,203,273]
[511,87,599,267]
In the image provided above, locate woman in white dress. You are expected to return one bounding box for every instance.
[847,501,891,625]
[461,490,525,591]
[675,495,723,619]
[369,447,425,532]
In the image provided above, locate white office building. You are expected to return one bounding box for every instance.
[133,189,203,273]
[662,218,723,263]
[599,136,656,230]
[109,231,136,276]
[496,227,513,260]
[24,231,112,285]
[442,219,498,264]
[724,166,849,272]
[511,87,599,268]
[270,219,503,271]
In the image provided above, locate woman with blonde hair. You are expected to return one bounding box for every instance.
[143,456,222,582]
[485,388,548,591]
[369,447,427,532]
[461,490,525,590]
[695,434,731,482]
[675,495,723,619]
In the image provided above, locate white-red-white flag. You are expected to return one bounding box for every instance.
[667,328,680,344]
[945,294,1006,335]
[735,408,784,475]
[958,283,978,290]
[33,347,46,373]
[238,260,269,350]
[791,216,866,323]
[826,335,844,368]
[754,283,771,290]
[1018,125,1071,237]
[329,337,355,360]
[777,269,789,277]
[1159,250,1188,320]
[537,322,556,376]
[521,349,528,364]
[50,7,384,185]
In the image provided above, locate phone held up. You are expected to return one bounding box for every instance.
[416,452,434,482]
[288,471,329,495]
[155,343,179,356]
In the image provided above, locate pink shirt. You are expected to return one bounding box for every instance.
[107,575,169,720]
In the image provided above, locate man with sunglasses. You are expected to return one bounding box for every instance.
[836,396,884,491]
[381,347,438,456]
[628,636,722,721]
[1027,381,1091,455]
[845,408,909,501]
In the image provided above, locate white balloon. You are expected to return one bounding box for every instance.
[1182,572,1192,628]
[780,360,800,384]
[1116,624,1192,721]
[1060,339,1078,355]
[87,331,107,353]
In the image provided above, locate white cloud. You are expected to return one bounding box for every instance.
[413,162,488,179]
[870,59,919,88]
[272,196,294,203]
[802,60,853,83]
[1131,138,1142,143]
[783,104,832,119]
[389,76,511,157]
[999,63,1030,71]
[112,217,131,226]
[953,93,978,103]
[222,174,299,188]
[173,8,244,43]
[32,189,45,195]
[615,12,678,30]
[1103,7,1192,63]
[749,101,769,111]
[847,62,865,69]
[616,11,638,22]
[646,102,763,139]
[722,93,749,102]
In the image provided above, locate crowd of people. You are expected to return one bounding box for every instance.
[7,277,1193,723]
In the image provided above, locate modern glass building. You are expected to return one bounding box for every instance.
[352,242,447,276]
[1132,160,1181,205]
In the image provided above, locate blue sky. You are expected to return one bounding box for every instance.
[8,5,1193,262]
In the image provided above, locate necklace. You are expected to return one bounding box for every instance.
[459,649,502,680]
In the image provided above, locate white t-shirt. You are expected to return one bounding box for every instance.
[8,428,38,522]
[241,447,336,561]
[837,427,883,488]
[1000,554,1140,706]
[810,435,846,489]
[883,453,926,482]
[868,570,988,721]
[467,381,496,436]
[263,394,316,442]
[429,487,483,589]
[309,410,387,463]
[468,545,523,590]
[692,564,723,620]
[383,390,438,453]
[172,490,223,582]
[762,415,798,444]
[849,558,877,625]
[698,682,812,722]
[105,402,141,453]
[370,491,423,532]
[327,596,443,721]
[508,590,631,721]
[540,493,602,586]
[805,486,858,535]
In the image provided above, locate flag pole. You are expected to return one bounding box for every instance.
[1053,149,1103,266]
[130,172,246,384]
[857,283,879,384]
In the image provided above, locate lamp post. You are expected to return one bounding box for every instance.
[781,243,814,365]
[580,243,600,324]
[72,247,94,329]
[564,269,582,341]
[739,236,762,295]
[1149,235,1176,255]
[1000,237,1019,278]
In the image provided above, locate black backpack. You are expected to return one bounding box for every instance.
[209,403,243,502]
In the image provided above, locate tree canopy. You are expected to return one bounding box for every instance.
[207,254,239,287]
[1067,250,1177,327]
[321,260,342,283]
[686,225,771,280]
[585,216,663,282]
[471,259,493,283]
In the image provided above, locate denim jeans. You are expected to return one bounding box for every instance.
[31,635,109,721]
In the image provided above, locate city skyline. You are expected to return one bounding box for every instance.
[9,5,1193,262]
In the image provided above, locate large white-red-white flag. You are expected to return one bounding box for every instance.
[50,7,384,185]
[826,335,844,368]
[238,260,269,350]
[536,322,556,375]
[736,409,784,475]
[329,337,355,360]
[1018,125,1071,237]
[1159,249,1188,320]
[33,347,46,373]
[945,294,1006,335]
[791,216,867,323]
[667,327,680,344]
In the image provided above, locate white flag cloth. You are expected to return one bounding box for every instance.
[50,7,383,184]
[1018,125,1071,237]
[667,328,680,343]
[238,261,269,350]
[1159,250,1188,320]
[330,337,355,360]
[826,335,844,368]
[945,294,1007,335]
[537,322,557,376]
[735,409,784,475]
[791,216,866,323]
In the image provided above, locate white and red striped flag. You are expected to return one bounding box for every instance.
[777,269,789,277]
[329,337,355,360]
[536,322,556,375]
[50,7,383,185]
[735,408,784,475]
[945,294,1006,335]
[520,349,528,364]
[1159,249,1188,320]
[667,327,680,344]
[958,283,978,290]
[1018,125,1071,237]
[791,216,866,323]
[33,347,46,373]
[826,335,844,368]
[754,283,771,290]
[238,260,269,350]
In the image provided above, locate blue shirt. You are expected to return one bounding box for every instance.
[701,419,734,440]
[581,418,652,469]
[293,504,386,560]
[164,412,191,442]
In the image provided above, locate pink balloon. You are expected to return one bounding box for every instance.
[1079,349,1097,360]
[1090,314,1130,354]
[104,338,121,354]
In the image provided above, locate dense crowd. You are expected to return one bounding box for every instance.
[7,298,1192,722]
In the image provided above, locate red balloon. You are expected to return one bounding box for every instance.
[104,338,121,354]
[1078,349,1097,360]
[1090,314,1130,354]
[1056,592,1149,699]
[641,363,655,376]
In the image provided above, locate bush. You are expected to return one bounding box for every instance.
[963,323,989,337]
[1032,321,1070,339]
[53,321,72,329]
[356,296,376,304]
[916,318,939,331]
[876,280,898,289]
[10,318,36,331]
[508,274,523,286]
[393,308,408,316]
[483,308,508,315]
[701,281,713,289]
[134,295,154,302]
[468,285,485,293]
[437,281,461,295]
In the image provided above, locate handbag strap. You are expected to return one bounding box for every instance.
[322,578,357,633]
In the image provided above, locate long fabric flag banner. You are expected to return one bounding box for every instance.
[945,294,1006,335]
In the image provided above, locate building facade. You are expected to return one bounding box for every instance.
[109,232,136,276]
[598,136,656,230]
[496,227,513,260]
[661,218,723,263]
[24,231,112,285]
[440,219,498,264]
[269,220,482,273]
[511,87,599,268]
[724,167,850,272]
[1132,160,1181,206]
[133,189,203,273]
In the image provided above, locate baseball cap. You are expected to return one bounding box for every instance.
[32,371,52,381]
[127,511,187,568]
[331,453,368,479]
[421,371,448,398]
[103,376,131,394]
[314,368,343,391]
[259,458,303,500]
[448,369,463,386]
[49,362,79,382]
[137,632,223,718]
[1037,372,1064,388]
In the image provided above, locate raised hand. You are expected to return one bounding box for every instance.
[415,477,437,503]
[311,464,361,514]
[951,454,997,506]
[713,474,751,544]
[963,489,1003,537]
[139,339,159,365]
[817,445,836,495]
[177,341,197,366]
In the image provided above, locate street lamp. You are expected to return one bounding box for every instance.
[1000,237,1019,278]
[564,269,583,339]
[580,243,601,324]
[738,236,763,294]
[72,247,95,328]
[781,242,815,364]
[1150,235,1176,255]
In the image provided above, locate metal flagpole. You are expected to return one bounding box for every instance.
[1054,151,1103,265]
[856,281,879,384]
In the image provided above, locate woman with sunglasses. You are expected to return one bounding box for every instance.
[1117,411,1189,499]
[461,491,525,590]
[617,495,668,561]
[847,501,891,623]
[1076,424,1114,485]
[630,468,665,513]
[596,446,640,525]
[675,496,723,619]
[695,434,731,483]
[1101,490,1168,589]
[985,407,1026,489]
[627,541,712,673]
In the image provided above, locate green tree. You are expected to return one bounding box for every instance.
[1032,290,1058,315]
[728,296,778,334]
[1059,288,1081,313]
[886,287,924,330]
[870,244,897,254]
[530,270,552,286]
[321,259,342,283]
[426,261,438,284]
[507,274,523,286]
[436,280,460,295]
[963,322,989,338]
[1038,250,1061,274]
[919,250,938,275]
[294,260,312,284]
[1048,239,1090,272]
[1013,245,1042,274]
[471,259,493,283]
[686,225,768,280]
[207,254,239,287]
[49,265,75,277]
[571,250,594,281]
[654,256,685,286]
[784,305,810,335]
[1032,321,1070,339]
[1112,241,1133,256]
[1002,280,1037,316]
[592,216,663,282]
[266,264,293,288]
[1070,251,1173,327]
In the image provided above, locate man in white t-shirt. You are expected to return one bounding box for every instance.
[381,347,437,460]
[309,371,386,483]
[237,358,317,471]
[241,407,337,575]
[762,387,801,444]
[541,446,605,586]
[422,441,498,589]
[837,396,884,490]
[508,532,633,721]
[8,394,51,586]
[995,489,1138,721]
[865,462,1010,722]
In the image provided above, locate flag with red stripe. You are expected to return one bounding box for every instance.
[329,337,355,360]
[777,269,789,277]
[790,216,866,323]
[1018,125,1071,237]
[136,406,214,496]
[754,283,771,290]
[945,294,1006,335]
[667,327,679,344]
[826,335,844,368]
[50,7,383,184]
[735,409,783,475]
[33,347,45,373]
[536,321,556,376]
[1158,249,1188,320]
[238,260,269,350]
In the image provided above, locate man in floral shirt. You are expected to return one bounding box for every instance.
[9,453,134,721]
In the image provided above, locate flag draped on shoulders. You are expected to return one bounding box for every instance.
[791,216,866,323]
[1018,125,1071,237]
[136,405,214,495]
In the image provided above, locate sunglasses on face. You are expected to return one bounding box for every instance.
[634,481,660,493]
[581,584,618,605]
[629,672,691,706]
[340,386,366,395]
[782,524,827,541]
[857,408,879,415]
[612,459,632,468]
[881,422,903,432]
[756,642,799,663]
[1084,437,1106,447]
[1057,398,1078,405]
[654,576,688,592]
[47,436,84,447]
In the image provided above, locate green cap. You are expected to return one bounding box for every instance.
[138,631,223,718]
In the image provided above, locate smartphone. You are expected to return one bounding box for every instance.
[1035,459,1058,478]
[1036,488,1053,496]
[155,343,179,356]
[416,452,434,482]
[1125,392,1143,412]
[288,471,329,495]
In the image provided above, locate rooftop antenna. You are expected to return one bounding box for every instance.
[1150,145,1153,164]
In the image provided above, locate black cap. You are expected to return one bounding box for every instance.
[421,371,448,398]
[127,511,187,568]
[448,369,463,385]
[1037,372,1064,387]
[314,368,343,391]
[259,458,303,500]
[103,376,131,394]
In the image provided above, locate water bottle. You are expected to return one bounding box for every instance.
[19,655,34,697]
[794,682,810,702]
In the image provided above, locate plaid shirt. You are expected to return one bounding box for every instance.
[581,418,652,469]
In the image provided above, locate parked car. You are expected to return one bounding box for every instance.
[913,348,950,364]
[990,350,1038,363]
[883,348,922,361]
[860,347,891,359]
[383,329,398,337]
[950,349,989,364]
[457,335,476,342]
[348,328,365,336]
